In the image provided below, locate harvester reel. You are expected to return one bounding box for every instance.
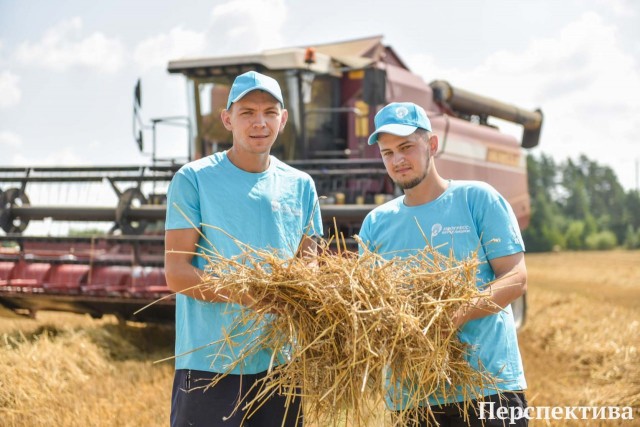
[0,188,31,234]
[115,187,148,235]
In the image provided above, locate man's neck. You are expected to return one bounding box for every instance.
[226,148,270,173]
[403,172,448,207]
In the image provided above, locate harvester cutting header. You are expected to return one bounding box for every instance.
[0,36,543,323]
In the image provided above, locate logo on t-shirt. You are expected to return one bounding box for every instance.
[271,199,302,216]
[510,224,522,246]
[431,223,472,238]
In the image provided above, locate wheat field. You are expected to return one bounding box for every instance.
[1,250,639,426]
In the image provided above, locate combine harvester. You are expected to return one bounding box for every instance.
[0,36,542,325]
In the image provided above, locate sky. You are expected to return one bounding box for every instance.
[1,0,639,191]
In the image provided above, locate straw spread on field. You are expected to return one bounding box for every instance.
[159,215,502,427]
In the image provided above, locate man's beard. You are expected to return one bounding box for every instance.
[395,172,427,190]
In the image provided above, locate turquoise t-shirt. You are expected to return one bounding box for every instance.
[165,151,323,374]
[358,180,526,407]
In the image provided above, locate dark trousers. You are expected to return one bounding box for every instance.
[403,391,529,427]
[171,369,303,427]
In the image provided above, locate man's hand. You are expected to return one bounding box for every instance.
[453,252,527,329]
[165,228,246,303]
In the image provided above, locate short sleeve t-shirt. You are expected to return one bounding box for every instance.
[358,180,526,406]
[166,151,323,374]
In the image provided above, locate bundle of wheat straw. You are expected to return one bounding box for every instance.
[192,229,496,427]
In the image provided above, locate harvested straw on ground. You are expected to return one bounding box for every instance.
[190,229,496,426]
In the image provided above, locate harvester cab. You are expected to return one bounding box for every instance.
[0,36,542,326]
[164,35,542,234]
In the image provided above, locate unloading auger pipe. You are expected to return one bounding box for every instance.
[429,80,543,148]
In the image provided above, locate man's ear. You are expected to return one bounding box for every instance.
[279,109,289,131]
[221,109,233,131]
[429,134,439,156]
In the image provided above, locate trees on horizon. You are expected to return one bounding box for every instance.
[523,153,640,252]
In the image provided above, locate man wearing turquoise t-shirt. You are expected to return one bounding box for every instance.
[359,102,528,426]
[164,71,323,427]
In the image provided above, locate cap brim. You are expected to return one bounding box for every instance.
[227,86,284,109]
[367,124,418,145]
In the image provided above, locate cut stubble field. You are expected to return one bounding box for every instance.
[518,250,640,426]
[1,250,638,426]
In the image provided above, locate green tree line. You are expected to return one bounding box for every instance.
[523,153,640,252]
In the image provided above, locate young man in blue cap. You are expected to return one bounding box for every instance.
[358,102,529,426]
[165,71,323,427]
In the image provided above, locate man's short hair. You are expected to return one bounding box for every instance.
[414,128,433,141]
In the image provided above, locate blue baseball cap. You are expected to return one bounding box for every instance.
[367,102,432,145]
[226,71,284,109]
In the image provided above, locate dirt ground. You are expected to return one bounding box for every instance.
[0,250,638,426]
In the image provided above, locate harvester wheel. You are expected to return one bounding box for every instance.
[115,187,148,235]
[0,187,31,234]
